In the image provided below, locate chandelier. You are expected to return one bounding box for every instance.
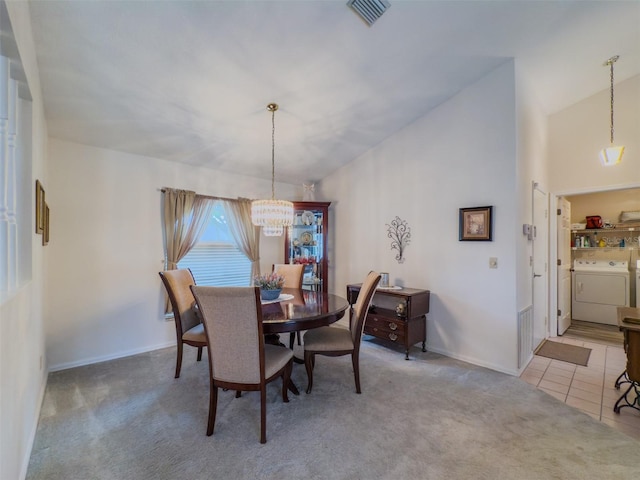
[599,55,624,166]
[251,103,294,236]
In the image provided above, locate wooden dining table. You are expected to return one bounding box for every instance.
[261,288,349,394]
[261,288,349,335]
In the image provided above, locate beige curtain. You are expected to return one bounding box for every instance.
[223,198,261,281]
[162,188,215,311]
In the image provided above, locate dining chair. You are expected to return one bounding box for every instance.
[303,271,381,394]
[190,285,293,444]
[272,263,305,348]
[159,268,207,379]
[272,263,304,288]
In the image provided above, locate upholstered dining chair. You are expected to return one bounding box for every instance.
[190,286,293,444]
[272,263,305,348]
[272,263,304,288]
[303,271,381,394]
[159,269,207,379]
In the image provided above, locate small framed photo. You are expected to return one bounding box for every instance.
[42,203,50,246]
[35,180,45,234]
[459,206,493,241]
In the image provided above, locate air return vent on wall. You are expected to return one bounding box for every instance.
[347,0,390,26]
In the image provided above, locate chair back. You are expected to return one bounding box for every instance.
[191,286,264,384]
[273,264,304,289]
[351,271,382,346]
[159,269,199,335]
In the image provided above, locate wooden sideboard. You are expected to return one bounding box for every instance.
[347,284,430,360]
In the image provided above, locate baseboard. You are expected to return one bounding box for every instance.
[19,368,48,480]
[426,345,519,377]
[48,341,175,373]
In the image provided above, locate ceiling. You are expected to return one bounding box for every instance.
[25,0,640,185]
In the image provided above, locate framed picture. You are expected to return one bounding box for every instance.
[35,180,45,234]
[459,206,493,241]
[42,203,50,246]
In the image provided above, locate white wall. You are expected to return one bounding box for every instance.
[514,62,550,310]
[1,3,48,480]
[549,74,640,194]
[45,138,297,371]
[318,61,520,374]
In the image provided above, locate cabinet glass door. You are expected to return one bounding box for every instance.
[284,202,330,294]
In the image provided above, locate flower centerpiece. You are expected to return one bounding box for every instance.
[254,272,285,301]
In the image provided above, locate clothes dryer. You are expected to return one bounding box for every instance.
[572,259,630,326]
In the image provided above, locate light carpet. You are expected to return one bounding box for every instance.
[27,339,640,479]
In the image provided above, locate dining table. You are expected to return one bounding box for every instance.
[261,288,349,394]
[261,287,349,335]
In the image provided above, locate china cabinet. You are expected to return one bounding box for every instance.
[283,202,330,294]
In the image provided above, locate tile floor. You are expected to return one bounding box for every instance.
[520,335,640,442]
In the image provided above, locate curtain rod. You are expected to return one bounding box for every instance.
[159,188,252,202]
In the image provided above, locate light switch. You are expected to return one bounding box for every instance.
[489,257,498,269]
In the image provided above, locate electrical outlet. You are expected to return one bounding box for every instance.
[489,257,498,269]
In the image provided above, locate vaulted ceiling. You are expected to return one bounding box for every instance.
[26,0,640,184]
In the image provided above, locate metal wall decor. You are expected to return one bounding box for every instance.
[386,216,410,263]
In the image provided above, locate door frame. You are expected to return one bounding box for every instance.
[549,182,640,337]
[532,182,548,349]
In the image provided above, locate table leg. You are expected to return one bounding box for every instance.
[265,334,301,395]
[615,370,629,390]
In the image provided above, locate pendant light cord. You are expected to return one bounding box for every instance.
[605,55,619,144]
[271,107,276,200]
[609,60,615,144]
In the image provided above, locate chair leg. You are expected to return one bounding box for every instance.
[289,332,295,350]
[352,352,361,394]
[175,342,184,378]
[260,385,267,444]
[304,351,315,394]
[197,346,203,361]
[282,361,292,403]
[207,383,218,436]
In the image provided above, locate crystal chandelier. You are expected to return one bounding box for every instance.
[251,103,294,235]
[599,55,624,166]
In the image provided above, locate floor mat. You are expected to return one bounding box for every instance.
[535,340,592,366]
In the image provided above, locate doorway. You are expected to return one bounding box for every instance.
[550,185,640,338]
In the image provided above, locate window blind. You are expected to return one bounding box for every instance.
[178,243,251,287]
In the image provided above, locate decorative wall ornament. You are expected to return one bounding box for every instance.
[302,183,315,201]
[386,216,410,264]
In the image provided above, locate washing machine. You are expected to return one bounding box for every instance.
[572,259,630,326]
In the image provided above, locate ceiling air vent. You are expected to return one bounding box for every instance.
[347,0,390,26]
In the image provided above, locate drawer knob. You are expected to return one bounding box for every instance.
[388,333,398,341]
[389,322,397,331]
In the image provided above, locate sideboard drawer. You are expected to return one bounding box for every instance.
[364,315,407,342]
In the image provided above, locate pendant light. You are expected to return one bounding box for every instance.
[251,103,294,235]
[599,55,624,166]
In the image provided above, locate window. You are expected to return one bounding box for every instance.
[177,202,251,286]
[0,52,33,296]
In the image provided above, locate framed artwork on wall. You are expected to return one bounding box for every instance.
[35,180,45,234]
[459,206,493,241]
[42,203,50,246]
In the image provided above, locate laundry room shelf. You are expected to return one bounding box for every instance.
[572,247,637,251]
